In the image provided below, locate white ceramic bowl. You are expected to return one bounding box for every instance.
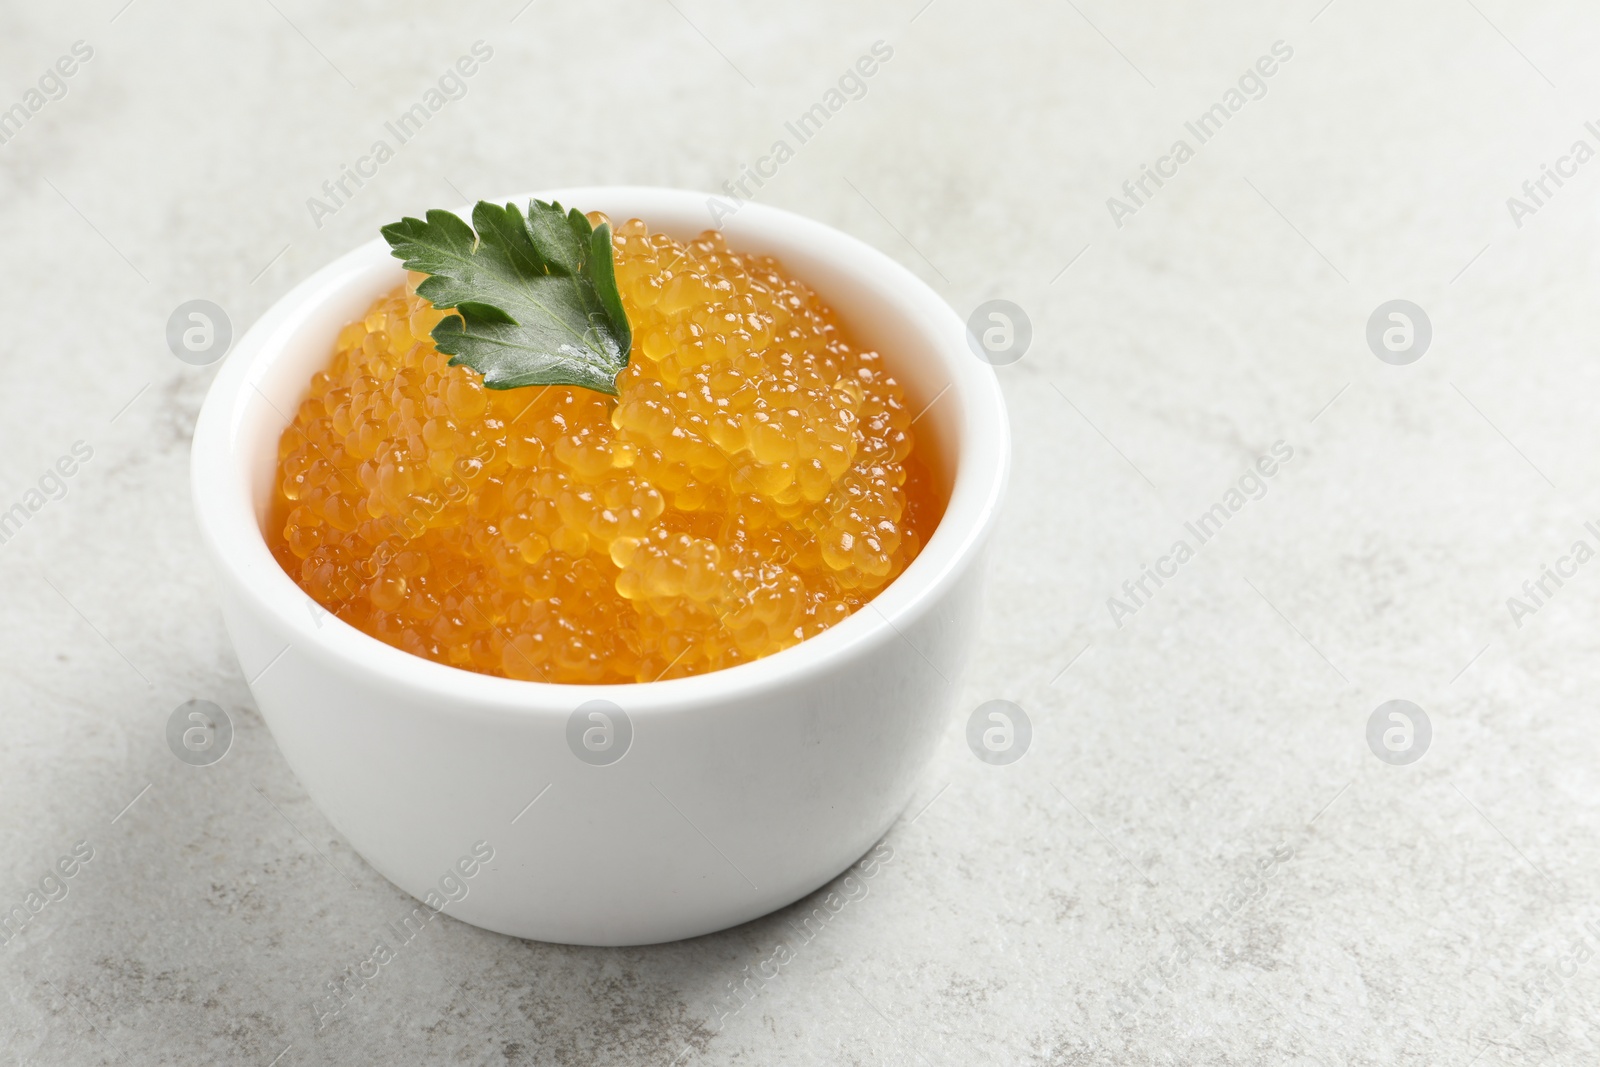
[191,187,1009,945]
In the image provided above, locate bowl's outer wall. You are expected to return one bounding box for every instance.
[194,187,1009,945]
[213,539,987,945]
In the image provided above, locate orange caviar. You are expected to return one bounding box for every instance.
[267,214,944,683]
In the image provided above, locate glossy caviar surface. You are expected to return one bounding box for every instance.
[268,214,944,683]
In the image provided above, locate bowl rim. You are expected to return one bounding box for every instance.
[191,185,1010,715]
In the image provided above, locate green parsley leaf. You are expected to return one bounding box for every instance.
[379,199,633,396]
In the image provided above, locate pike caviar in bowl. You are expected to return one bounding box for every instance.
[191,188,1008,945]
[268,217,942,684]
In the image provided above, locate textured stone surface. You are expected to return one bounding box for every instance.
[2,1,1599,1063]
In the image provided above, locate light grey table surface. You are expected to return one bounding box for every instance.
[3,1,1599,1064]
